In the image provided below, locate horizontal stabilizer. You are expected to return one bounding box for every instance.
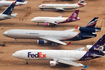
[91,54,104,57]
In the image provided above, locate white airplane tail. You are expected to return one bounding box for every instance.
[11,13,18,18]
[78,0,86,6]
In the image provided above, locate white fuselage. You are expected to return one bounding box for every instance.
[0,1,28,7]
[31,17,68,23]
[12,50,86,61]
[39,3,81,10]
[3,29,79,40]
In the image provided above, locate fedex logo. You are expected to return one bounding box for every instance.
[28,52,46,58]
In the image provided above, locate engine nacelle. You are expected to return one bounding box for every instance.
[37,40,47,44]
[50,61,57,66]
[79,27,101,33]
[44,23,50,26]
[95,27,101,32]
[86,45,93,50]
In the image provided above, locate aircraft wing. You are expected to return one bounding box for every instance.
[54,58,84,67]
[40,37,71,46]
[56,8,65,11]
[73,47,85,51]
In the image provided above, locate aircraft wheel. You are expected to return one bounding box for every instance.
[52,24,56,27]
[26,60,28,64]
[51,43,57,46]
[63,64,69,67]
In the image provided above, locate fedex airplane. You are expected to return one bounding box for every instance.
[0,0,28,7]
[0,2,17,20]
[12,34,105,66]
[3,17,101,46]
[31,10,80,26]
[39,0,86,11]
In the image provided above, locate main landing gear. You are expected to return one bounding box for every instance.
[37,23,39,26]
[41,9,43,11]
[26,60,28,64]
[15,38,17,43]
[51,43,57,46]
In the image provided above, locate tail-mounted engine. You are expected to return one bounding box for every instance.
[79,27,101,33]
[50,61,57,66]
[37,40,47,44]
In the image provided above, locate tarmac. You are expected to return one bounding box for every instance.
[0,0,105,70]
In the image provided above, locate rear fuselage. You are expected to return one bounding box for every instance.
[0,13,17,20]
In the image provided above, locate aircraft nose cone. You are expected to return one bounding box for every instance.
[39,5,42,8]
[3,31,8,36]
[31,18,35,22]
[12,53,17,58]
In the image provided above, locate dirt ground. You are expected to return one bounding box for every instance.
[0,0,105,70]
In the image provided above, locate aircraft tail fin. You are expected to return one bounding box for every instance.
[92,34,105,47]
[86,34,105,53]
[2,2,16,15]
[79,17,101,33]
[16,0,25,2]
[63,10,80,23]
[85,17,98,28]
[78,0,86,6]
[81,65,88,70]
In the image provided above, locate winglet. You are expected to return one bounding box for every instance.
[83,65,88,68]
[74,25,78,29]
[66,42,71,46]
[81,65,88,70]
[13,2,16,4]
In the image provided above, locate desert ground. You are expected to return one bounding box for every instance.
[0,0,105,70]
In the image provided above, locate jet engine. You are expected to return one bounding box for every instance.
[44,23,50,26]
[86,45,93,50]
[79,27,101,33]
[37,40,47,44]
[50,61,57,66]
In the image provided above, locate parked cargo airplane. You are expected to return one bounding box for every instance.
[12,34,105,66]
[0,0,28,7]
[39,0,86,11]
[0,2,17,20]
[31,10,80,26]
[3,17,101,46]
